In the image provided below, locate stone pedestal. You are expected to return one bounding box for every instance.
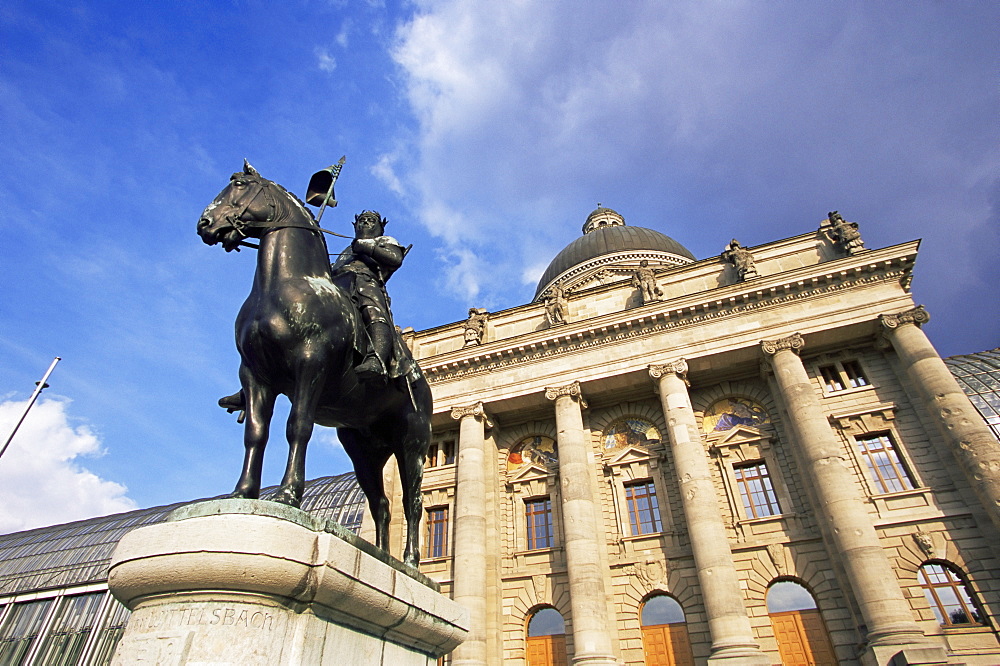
[108,500,468,666]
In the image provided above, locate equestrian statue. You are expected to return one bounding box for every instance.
[197,160,432,567]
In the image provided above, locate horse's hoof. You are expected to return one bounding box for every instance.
[270,487,301,508]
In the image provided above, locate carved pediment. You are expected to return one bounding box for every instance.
[709,426,773,461]
[604,445,654,467]
[829,403,897,431]
[508,462,552,484]
[710,424,771,447]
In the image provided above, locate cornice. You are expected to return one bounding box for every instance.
[422,244,917,384]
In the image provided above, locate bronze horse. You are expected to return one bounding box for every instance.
[197,161,431,567]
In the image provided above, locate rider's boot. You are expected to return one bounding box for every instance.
[356,321,392,383]
[219,390,245,412]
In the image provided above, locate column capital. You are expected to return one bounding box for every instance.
[879,305,930,331]
[450,401,494,428]
[648,358,689,385]
[544,381,587,408]
[760,333,805,357]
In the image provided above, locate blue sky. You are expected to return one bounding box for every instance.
[1,0,997,531]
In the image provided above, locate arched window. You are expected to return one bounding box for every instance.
[766,581,837,666]
[917,562,982,626]
[640,594,694,666]
[525,607,566,666]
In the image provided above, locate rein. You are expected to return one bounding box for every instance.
[230,178,352,250]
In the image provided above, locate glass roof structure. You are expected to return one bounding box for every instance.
[0,472,364,598]
[945,347,1000,440]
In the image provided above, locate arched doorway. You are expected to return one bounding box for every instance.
[766,580,837,665]
[640,594,694,666]
[525,607,567,666]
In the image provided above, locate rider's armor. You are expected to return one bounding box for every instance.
[331,234,404,381]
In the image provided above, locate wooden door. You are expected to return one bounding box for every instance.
[526,634,567,666]
[770,609,837,665]
[641,623,695,666]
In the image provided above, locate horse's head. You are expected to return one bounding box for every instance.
[198,160,276,252]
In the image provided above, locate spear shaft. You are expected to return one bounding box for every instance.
[0,357,61,462]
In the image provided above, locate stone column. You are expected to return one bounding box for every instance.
[544,382,617,666]
[449,402,493,666]
[881,306,1000,534]
[649,360,769,665]
[762,334,944,665]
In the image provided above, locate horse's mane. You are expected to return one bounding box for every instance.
[263,176,316,224]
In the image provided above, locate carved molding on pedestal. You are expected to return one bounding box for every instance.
[450,401,494,428]
[544,381,588,409]
[760,333,805,357]
[879,305,930,331]
[648,358,689,386]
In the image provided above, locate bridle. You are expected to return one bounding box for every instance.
[222,174,350,250]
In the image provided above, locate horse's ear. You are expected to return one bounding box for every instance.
[243,159,259,177]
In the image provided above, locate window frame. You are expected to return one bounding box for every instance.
[917,562,984,627]
[623,479,664,536]
[524,496,555,551]
[815,358,872,395]
[854,431,917,495]
[732,460,782,519]
[424,505,450,559]
[708,425,793,526]
[426,437,457,469]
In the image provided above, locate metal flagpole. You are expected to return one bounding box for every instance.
[0,356,61,463]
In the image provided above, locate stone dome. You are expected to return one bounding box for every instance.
[534,207,696,300]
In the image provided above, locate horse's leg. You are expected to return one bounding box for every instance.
[232,367,275,499]
[273,363,327,507]
[340,427,392,551]
[394,410,432,568]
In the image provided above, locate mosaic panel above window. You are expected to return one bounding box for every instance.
[507,435,558,472]
[603,418,661,450]
[701,398,770,434]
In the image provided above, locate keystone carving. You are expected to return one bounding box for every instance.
[450,401,494,428]
[649,359,689,386]
[913,531,935,559]
[760,333,805,356]
[766,543,788,576]
[544,381,587,408]
[879,305,930,330]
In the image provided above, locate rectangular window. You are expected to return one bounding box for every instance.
[855,433,915,493]
[624,480,663,535]
[818,365,845,392]
[842,360,869,388]
[426,439,456,468]
[425,506,449,558]
[525,497,554,550]
[0,598,53,665]
[818,360,870,393]
[734,462,782,518]
[31,592,104,665]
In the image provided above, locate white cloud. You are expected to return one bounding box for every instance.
[0,398,137,533]
[315,47,337,73]
[387,1,999,354]
[372,151,404,195]
[336,19,352,48]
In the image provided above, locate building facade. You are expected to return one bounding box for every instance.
[380,207,1000,665]
[2,207,999,666]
